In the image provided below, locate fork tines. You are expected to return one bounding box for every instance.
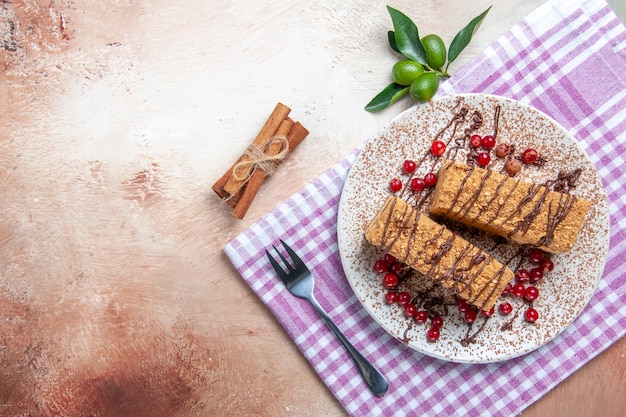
[266,240,304,275]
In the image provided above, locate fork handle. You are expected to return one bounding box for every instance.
[308,296,388,397]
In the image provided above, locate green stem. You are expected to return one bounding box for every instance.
[425,66,451,78]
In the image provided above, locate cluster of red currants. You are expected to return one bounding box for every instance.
[454,298,494,325]
[467,133,540,176]
[469,134,496,167]
[498,248,554,323]
[389,159,438,193]
[374,254,444,342]
[435,249,553,327]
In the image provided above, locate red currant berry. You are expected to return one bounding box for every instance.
[499,302,513,315]
[502,282,513,295]
[525,307,539,323]
[431,316,444,329]
[495,143,510,158]
[390,261,404,275]
[528,248,544,264]
[410,177,426,192]
[481,306,495,317]
[524,286,539,301]
[403,159,417,174]
[470,134,483,148]
[404,303,418,318]
[540,258,554,273]
[529,268,544,283]
[456,299,470,313]
[427,327,440,341]
[515,269,530,284]
[522,148,539,164]
[430,140,446,157]
[424,173,437,187]
[397,291,411,306]
[383,254,397,263]
[482,135,496,149]
[464,309,478,323]
[476,152,491,167]
[414,310,428,324]
[382,272,399,289]
[389,178,402,193]
[512,283,526,298]
[373,259,388,273]
[385,291,398,304]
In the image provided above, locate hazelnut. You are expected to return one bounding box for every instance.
[505,158,522,176]
[495,143,510,158]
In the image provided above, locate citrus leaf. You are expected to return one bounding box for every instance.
[365,83,409,112]
[448,6,492,63]
[388,31,400,53]
[386,6,427,65]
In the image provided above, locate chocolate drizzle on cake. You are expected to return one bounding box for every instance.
[368,197,513,311]
[539,193,577,248]
[438,162,585,251]
[504,183,552,237]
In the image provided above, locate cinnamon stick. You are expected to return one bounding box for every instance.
[231,118,293,219]
[229,121,309,218]
[222,103,291,197]
[211,102,309,219]
[285,121,309,150]
[211,168,234,201]
[211,103,291,205]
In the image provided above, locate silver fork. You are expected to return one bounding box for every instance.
[266,239,388,397]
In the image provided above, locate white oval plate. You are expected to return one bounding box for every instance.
[337,94,610,363]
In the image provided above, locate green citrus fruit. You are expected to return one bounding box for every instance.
[409,73,439,102]
[421,34,447,69]
[391,59,425,86]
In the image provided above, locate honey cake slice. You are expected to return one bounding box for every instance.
[364,196,513,310]
[430,161,590,254]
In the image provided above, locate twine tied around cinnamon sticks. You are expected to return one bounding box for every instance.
[231,135,290,182]
[212,103,309,219]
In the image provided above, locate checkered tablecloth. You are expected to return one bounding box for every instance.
[224,0,626,415]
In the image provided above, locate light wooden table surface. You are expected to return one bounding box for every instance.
[1,1,624,416]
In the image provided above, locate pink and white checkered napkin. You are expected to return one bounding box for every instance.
[224,0,626,415]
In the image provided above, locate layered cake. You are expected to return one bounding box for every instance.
[430,161,591,254]
[364,196,513,310]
